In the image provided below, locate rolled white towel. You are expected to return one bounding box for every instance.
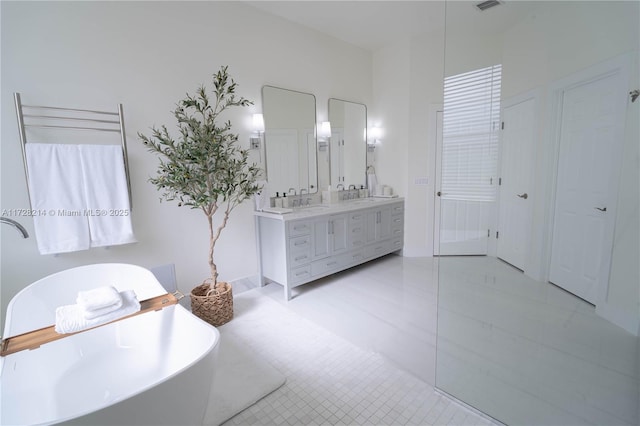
[76,285,122,311]
[55,290,141,334]
[82,297,123,320]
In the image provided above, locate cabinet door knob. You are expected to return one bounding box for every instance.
[595,206,607,212]
[517,193,528,199]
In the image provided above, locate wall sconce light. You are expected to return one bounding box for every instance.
[250,113,265,149]
[368,126,382,151]
[317,121,331,151]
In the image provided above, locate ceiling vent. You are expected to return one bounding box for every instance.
[475,0,501,11]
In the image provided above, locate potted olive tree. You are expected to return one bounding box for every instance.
[139,66,261,326]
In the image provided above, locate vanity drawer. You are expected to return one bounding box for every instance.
[311,256,345,277]
[390,237,403,251]
[289,235,312,252]
[348,222,365,249]
[289,251,311,268]
[391,203,404,216]
[288,220,312,237]
[391,216,404,236]
[348,211,365,224]
[366,240,391,259]
[346,249,366,265]
[289,265,312,284]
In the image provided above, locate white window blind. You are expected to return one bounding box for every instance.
[442,64,502,202]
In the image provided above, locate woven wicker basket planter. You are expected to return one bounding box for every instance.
[190,280,233,326]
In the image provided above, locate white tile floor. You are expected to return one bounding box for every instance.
[228,254,639,425]
[222,282,495,426]
[257,255,439,386]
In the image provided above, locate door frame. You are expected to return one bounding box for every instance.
[543,53,631,305]
[431,104,443,256]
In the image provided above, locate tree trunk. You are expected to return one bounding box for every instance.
[207,212,218,284]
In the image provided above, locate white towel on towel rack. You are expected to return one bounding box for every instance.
[78,144,136,247]
[367,173,378,197]
[25,143,136,254]
[25,143,91,254]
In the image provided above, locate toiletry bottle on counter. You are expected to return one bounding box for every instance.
[322,185,332,204]
[282,193,288,208]
[274,192,283,208]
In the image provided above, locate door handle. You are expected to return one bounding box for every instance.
[437,191,442,197]
[595,207,607,212]
[517,193,528,199]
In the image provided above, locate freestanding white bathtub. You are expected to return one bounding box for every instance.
[0,263,220,425]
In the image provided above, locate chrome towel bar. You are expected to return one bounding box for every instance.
[14,92,133,210]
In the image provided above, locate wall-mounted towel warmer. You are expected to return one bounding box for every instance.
[13,92,133,210]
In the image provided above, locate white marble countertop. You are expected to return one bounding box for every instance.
[254,196,404,221]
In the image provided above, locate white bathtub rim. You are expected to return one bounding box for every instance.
[3,263,166,337]
[2,304,220,426]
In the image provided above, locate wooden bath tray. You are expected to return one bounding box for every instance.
[0,292,181,357]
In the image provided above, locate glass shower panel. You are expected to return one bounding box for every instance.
[436,2,640,425]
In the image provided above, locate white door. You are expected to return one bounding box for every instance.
[434,108,492,256]
[438,64,501,256]
[496,94,537,270]
[549,66,628,304]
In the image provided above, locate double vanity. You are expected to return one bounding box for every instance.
[256,197,404,300]
[258,85,402,300]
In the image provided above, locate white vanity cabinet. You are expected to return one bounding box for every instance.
[312,214,348,259]
[365,206,392,243]
[256,199,404,300]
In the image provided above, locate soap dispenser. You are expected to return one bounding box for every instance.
[274,192,283,208]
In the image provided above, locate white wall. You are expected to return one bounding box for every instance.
[371,41,411,201]
[404,31,446,257]
[0,1,372,328]
[370,22,447,258]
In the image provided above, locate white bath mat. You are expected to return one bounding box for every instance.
[203,320,286,425]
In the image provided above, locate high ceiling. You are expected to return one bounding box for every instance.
[245,1,540,52]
